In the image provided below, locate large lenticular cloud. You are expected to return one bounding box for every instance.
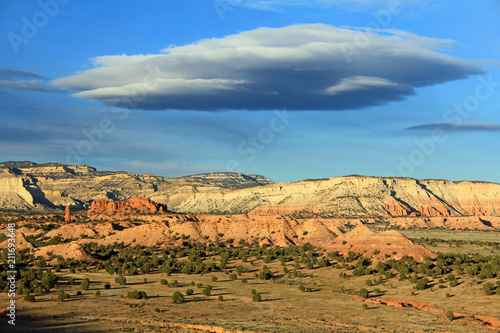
[52,24,482,111]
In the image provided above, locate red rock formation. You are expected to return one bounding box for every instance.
[88,197,167,215]
[64,205,71,222]
[327,224,437,262]
[381,197,414,216]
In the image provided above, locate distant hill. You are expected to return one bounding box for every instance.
[0,161,272,211]
[0,161,499,219]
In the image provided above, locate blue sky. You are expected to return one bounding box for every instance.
[1,0,499,183]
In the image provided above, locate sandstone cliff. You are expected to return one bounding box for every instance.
[1,162,499,220]
[0,161,272,211]
[174,176,500,217]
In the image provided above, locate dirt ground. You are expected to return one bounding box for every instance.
[2,255,499,333]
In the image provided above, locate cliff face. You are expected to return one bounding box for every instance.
[0,169,35,210]
[0,161,273,210]
[0,162,499,219]
[174,176,500,217]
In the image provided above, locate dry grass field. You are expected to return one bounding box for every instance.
[1,214,499,333]
[2,251,499,332]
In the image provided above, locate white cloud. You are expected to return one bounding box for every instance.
[325,76,400,95]
[52,24,481,111]
[407,122,500,131]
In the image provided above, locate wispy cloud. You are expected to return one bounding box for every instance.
[407,122,500,131]
[0,67,48,80]
[220,0,426,11]
[0,79,64,93]
[0,66,64,93]
[53,24,481,112]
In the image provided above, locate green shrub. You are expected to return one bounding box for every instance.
[172,291,184,304]
[258,266,274,280]
[251,289,257,295]
[127,291,147,299]
[80,278,90,290]
[211,276,218,282]
[41,271,58,292]
[365,280,373,286]
[57,290,70,302]
[229,273,237,281]
[95,290,101,297]
[445,310,455,321]
[115,275,127,285]
[202,285,212,296]
[218,295,224,301]
[483,282,494,295]
[104,282,111,289]
[252,293,261,302]
[416,278,429,290]
[299,285,305,292]
[359,288,369,299]
[168,280,179,288]
[186,288,194,295]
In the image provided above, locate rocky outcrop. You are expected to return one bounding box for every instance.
[0,231,33,250]
[327,224,437,262]
[0,170,35,210]
[88,197,167,214]
[64,206,71,222]
[34,242,93,261]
